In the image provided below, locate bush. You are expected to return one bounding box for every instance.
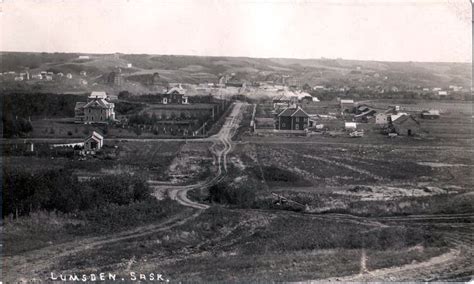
[208,183,255,207]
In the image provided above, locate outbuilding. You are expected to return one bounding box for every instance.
[84,131,104,152]
[421,109,440,119]
[345,122,357,130]
[391,115,420,136]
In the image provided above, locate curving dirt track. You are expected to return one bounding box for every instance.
[164,102,244,208]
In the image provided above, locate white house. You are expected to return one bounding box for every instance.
[438,91,448,96]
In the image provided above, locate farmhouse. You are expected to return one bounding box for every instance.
[277,106,309,130]
[160,87,189,104]
[391,115,420,136]
[421,109,440,119]
[75,92,116,123]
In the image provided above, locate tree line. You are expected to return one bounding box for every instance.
[2,169,151,218]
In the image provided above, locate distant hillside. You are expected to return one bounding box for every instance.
[0,52,470,94]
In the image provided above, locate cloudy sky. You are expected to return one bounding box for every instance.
[0,0,471,62]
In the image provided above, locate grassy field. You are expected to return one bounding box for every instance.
[45,207,451,282]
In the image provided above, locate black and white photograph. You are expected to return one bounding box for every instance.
[0,0,473,282]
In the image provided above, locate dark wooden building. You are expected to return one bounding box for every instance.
[277,106,309,130]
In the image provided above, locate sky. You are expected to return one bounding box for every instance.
[0,0,472,62]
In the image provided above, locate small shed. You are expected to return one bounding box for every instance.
[84,131,104,152]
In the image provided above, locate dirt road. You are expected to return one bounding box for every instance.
[163,102,244,209]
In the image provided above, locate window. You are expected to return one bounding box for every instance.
[282,123,286,127]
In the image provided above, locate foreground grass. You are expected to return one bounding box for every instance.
[3,199,183,256]
[48,207,450,282]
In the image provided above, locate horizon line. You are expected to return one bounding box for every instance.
[0,49,471,65]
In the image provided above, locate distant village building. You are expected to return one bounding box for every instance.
[276,106,309,130]
[45,75,53,81]
[438,91,448,97]
[57,72,64,77]
[75,92,116,123]
[80,71,87,77]
[78,55,90,60]
[421,109,440,119]
[449,85,462,92]
[127,63,133,68]
[375,113,389,125]
[66,73,73,79]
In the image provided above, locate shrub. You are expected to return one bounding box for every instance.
[208,183,255,207]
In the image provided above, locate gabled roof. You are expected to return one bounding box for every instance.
[89,91,107,99]
[278,107,296,117]
[85,131,104,143]
[392,114,420,125]
[83,98,113,109]
[166,87,186,95]
[91,131,103,140]
[291,107,309,118]
[75,102,86,110]
[278,106,309,118]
